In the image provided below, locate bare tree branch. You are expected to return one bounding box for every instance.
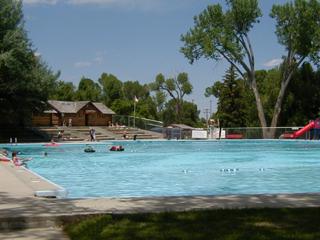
[217,49,245,79]
[244,33,255,70]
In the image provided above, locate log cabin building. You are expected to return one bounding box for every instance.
[32,100,115,127]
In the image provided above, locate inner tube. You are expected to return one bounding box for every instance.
[110,146,124,151]
[84,148,95,153]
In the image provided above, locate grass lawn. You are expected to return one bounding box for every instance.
[64,208,320,240]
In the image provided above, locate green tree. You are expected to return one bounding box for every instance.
[205,66,248,127]
[153,91,166,113]
[180,101,201,127]
[99,73,123,106]
[75,77,101,101]
[162,99,200,127]
[50,81,76,101]
[123,81,149,101]
[150,72,193,123]
[111,81,158,119]
[111,99,132,116]
[122,81,158,119]
[181,0,320,138]
[0,0,58,126]
[280,63,320,126]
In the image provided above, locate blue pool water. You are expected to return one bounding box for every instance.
[4,140,320,198]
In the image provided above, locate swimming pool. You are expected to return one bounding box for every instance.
[4,140,320,198]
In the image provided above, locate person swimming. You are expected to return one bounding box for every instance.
[84,145,95,153]
[11,152,27,166]
[109,145,124,151]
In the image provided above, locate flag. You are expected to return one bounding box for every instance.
[134,96,139,103]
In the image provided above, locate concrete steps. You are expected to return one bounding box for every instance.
[34,126,163,142]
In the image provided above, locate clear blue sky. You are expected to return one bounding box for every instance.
[23,0,288,117]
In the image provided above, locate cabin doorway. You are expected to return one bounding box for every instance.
[85,114,89,126]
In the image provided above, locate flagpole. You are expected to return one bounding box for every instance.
[133,100,136,128]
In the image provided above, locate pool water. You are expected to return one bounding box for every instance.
[4,140,320,198]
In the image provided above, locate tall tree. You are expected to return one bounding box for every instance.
[153,91,166,113]
[205,66,248,127]
[162,99,200,127]
[0,0,58,126]
[111,80,158,119]
[75,77,101,101]
[181,0,320,138]
[280,63,320,126]
[122,81,149,101]
[98,73,123,106]
[122,81,158,119]
[50,81,76,101]
[150,72,193,123]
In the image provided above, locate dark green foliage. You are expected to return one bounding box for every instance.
[75,77,102,102]
[161,99,200,127]
[135,96,158,120]
[109,79,158,119]
[270,0,320,64]
[208,63,320,128]
[281,63,320,126]
[182,0,320,138]
[99,73,123,106]
[110,99,132,116]
[181,0,261,68]
[50,81,76,101]
[150,72,198,126]
[64,208,320,240]
[0,0,59,126]
[123,81,150,101]
[254,64,320,127]
[206,66,249,127]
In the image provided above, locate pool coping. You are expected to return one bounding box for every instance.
[0,161,67,199]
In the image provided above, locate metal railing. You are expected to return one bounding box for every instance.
[0,125,317,143]
[222,126,311,139]
[112,115,163,131]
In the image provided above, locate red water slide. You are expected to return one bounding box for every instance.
[282,121,315,139]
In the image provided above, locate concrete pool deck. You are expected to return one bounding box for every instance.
[1,161,320,238]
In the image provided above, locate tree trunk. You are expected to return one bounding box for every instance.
[251,78,270,138]
[268,76,292,138]
[176,100,181,123]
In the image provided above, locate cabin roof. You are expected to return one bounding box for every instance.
[92,102,115,115]
[47,100,115,115]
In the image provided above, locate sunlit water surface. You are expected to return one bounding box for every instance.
[4,140,320,198]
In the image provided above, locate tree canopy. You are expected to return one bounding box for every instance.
[50,81,76,101]
[208,63,320,131]
[98,73,123,106]
[181,0,320,138]
[150,72,193,123]
[0,0,59,126]
[205,66,248,128]
[75,77,101,101]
